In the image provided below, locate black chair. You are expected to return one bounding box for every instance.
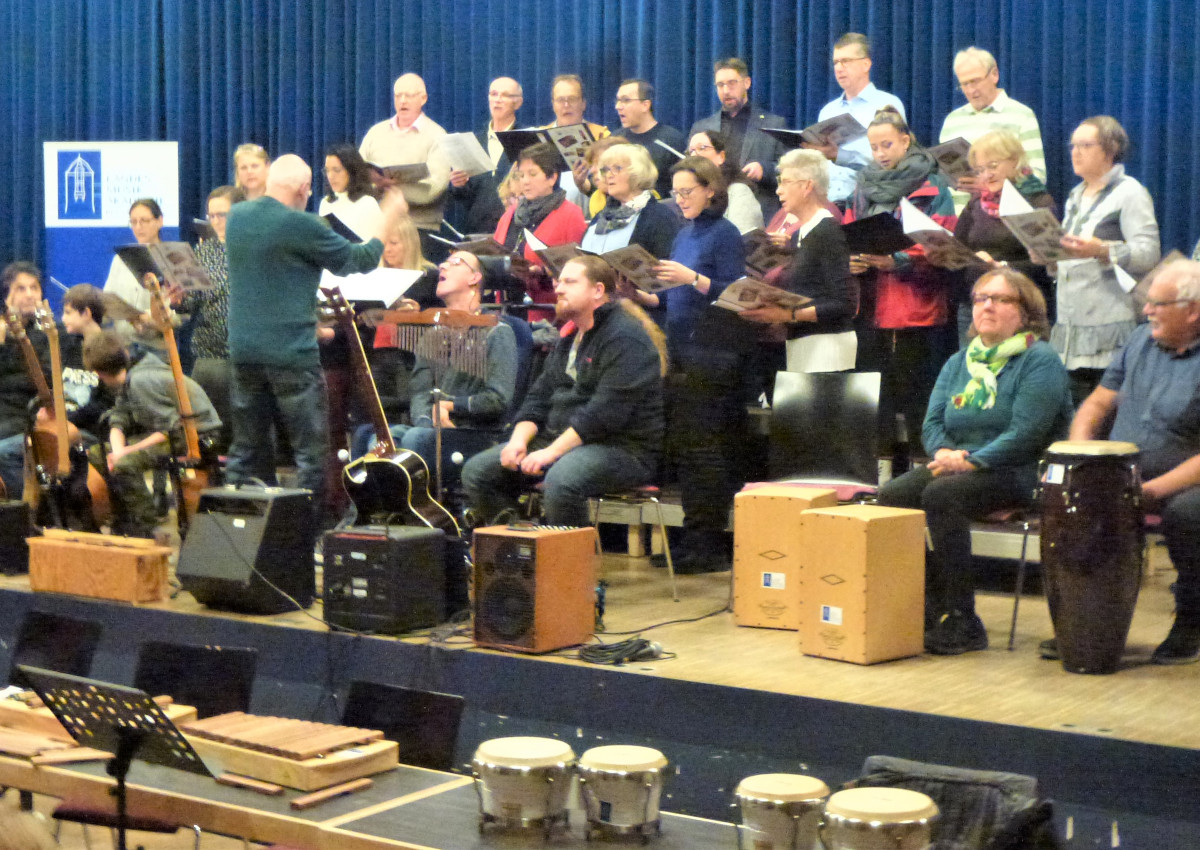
[769,370,882,499]
[133,641,258,718]
[8,610,102,686]
[341,680,465,772]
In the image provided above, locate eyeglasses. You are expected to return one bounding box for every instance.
[687,144,715,155]
[441,256,480,273]
[972,293,1021,306]
[489,91,520,99]
[553,95,582,106]
[129,218,158,226]
[832,56,867,67]
[974,160,1011,175]
[671,186,701,200]
[777,176,811,188]
[597,165,625,177]
[957,75,989,90]
[394,92,424,101]
[1068,141,1101,151]
[615,97,645,105]
[207,212,227,220]
[1144,298,1190,309]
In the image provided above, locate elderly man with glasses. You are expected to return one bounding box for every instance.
[447,77,524,235]
[938,47,1047,213]
[1067,259,1200,664]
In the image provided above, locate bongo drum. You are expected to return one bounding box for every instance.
[820,787,938,850]
[735,773,829,850]
[576,744,668,838]
[471,736,575,832]
[1039,440,1143,674]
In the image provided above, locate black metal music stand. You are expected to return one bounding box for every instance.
[15,665,215,850]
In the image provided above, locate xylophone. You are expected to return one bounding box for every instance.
[179,711,399,791]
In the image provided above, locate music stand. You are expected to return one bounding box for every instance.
[15,665,216,850]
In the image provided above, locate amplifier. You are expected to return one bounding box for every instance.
[322,525,445,634]
[473,525,596,653]
[178,486,315,614]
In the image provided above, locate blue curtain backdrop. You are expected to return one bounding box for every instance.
[2,0,1198,273]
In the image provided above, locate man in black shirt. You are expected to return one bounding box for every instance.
[613,79,687,199]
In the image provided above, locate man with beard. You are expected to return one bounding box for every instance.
[461,255,664,527]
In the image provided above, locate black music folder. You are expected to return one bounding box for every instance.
[841,213,913,255]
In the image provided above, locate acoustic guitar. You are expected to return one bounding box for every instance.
[143,278,222,530]
[319,286,457,531]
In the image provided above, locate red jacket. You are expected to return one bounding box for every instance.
[844,178,956,329]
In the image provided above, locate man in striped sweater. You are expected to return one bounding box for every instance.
[939,47,1047,214]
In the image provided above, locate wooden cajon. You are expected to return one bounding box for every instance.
[797,505,926,664]
[733,485,838,629]
[29,529,170,604]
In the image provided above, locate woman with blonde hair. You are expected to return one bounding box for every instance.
[233,143,270,199]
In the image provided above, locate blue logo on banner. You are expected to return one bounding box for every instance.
[59,151,101,219]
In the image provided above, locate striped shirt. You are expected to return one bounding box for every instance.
[939,90,1046,213]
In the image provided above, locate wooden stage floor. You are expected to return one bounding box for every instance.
[4,538,1197,754]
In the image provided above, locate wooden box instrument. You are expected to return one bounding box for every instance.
[28,529,169,604]
[180,711,399,791]
[0,691,196,748]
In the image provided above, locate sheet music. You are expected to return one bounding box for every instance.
[319,267,425,307]
[440,132,495,177]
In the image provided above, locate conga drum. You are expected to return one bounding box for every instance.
[471,736,575,832]
[820,787,938,850]
[1039,440,1143,674]
[577,744,668,838]
[735,773,829,850]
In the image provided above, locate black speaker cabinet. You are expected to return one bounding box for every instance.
[472,525,596,653]
[178,486,315,614]
[322,525,445,634]
[0,501,31,575]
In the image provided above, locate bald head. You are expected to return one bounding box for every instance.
[393,73,428,129]
[488,76,523,127]
[265,154,313,209]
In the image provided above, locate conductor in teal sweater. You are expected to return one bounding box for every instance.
[879,268,1073,656]
[225,153,407,516]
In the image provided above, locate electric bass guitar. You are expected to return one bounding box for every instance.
[320,286,457,531]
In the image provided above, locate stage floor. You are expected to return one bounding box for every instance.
[4,537,1197,754]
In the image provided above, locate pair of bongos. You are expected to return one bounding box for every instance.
[471,736,668,837]
[736,774,938,850]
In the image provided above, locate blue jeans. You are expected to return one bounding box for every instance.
[462,436,652,527]
[0,433,25,500]
[227,364,328,504]
[1162,485,1200,623]
[389,424,502,494]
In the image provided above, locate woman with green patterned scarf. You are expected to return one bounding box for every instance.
[878,268,1073,655]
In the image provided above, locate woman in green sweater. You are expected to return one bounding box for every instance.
[878,268,1073,655]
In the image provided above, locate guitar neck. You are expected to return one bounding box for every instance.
[144,282,201,462]
[10,320,53,409]
[46,326,70,473]
[323,290,395,454]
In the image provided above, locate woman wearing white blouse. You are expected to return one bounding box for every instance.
[318,144,383,240]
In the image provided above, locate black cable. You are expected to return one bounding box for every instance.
[598,606,729,636]
[577,636,674,666]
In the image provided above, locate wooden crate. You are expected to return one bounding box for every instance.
[28,530,169,604]
[184,735,398,791]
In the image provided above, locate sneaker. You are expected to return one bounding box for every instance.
[1151,622,1200,665]
[926,610,988,655]
[1038,638,1059,660]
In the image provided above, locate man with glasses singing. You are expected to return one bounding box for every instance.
[689,57,786,217]
[938,47,1046,213]
[807,33,906,203]
[359,73,452,238]
[447,77,524,235]
[613,79,686,198]
[1068,259,1200,664]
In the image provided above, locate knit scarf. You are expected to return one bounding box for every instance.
[951,331,1035,409]
[979,171,1049,218]
[592,191,652,235]
[857,148,938,216]
[510,188,567,240]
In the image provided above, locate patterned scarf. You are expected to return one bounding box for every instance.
[952,331,1035,409]
[857,148,938,216]
[592,191,653,235]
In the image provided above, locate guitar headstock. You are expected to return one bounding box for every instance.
[36,300,57,344]
[3,310,26,341]
[319,286,354,320]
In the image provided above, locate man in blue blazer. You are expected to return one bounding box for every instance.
[689,57,787,219]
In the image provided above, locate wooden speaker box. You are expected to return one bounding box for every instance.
[472,525,597,653]
[29,529,169,604]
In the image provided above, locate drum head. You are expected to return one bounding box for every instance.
[825,787,938,821]
[474,736,575,768]
[736,773,829,802]
[579,744,667,772]
[1046,439,1139,457]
